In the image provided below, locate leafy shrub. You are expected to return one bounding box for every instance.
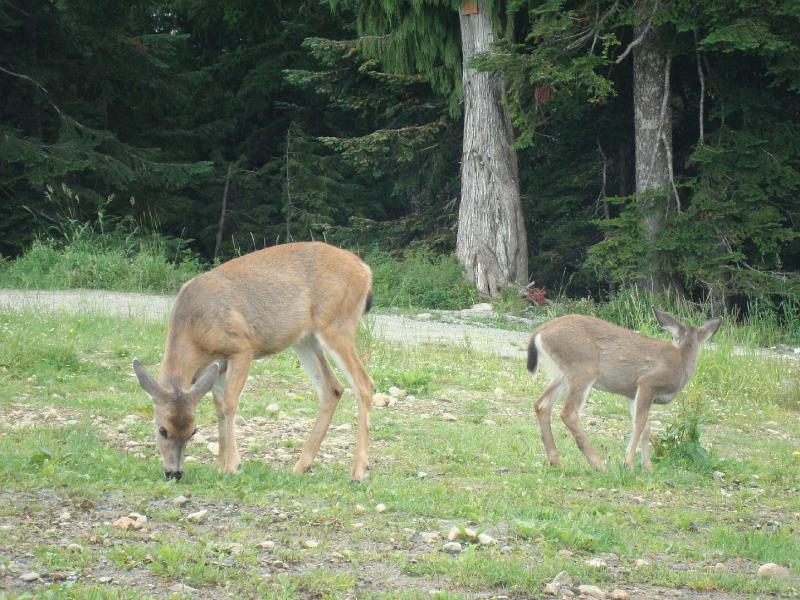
[365,246,477,310]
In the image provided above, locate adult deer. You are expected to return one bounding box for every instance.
[527,307,721,471]
[132,242,374,482]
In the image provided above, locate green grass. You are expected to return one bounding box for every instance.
[0,309,799,598]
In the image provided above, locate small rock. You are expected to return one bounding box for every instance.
[483,419,496,426]
[585,557,607,568]
[173,495,189,506]
[97,576,113,584]
[207,442,219,455]
[266,403,280,413]
[406,395,416,402]
[543,582,561,596]
[420,532,439,545]
[557,549,574,557]
[416,313,432,320]
[334,423,352,432]
[757,563,791,580]
[712,470,725,480]
[478,533,495,546]
[442,541,462,554]
[577,584,607,599]
[67,543,82,551]
[373,393,394,408]
[352,522,364,529]
[354,504,367,515]
[129,512,147,523]
[634,558,650,567]
[609,590,630,600]
[551,571,572,587]
[235,415,247,425]
[169,583,197,595]
[388,386,407,399]
[302,539,319,549]
[500,545,513,554]
[417,471,428,478]
[112,516,143,531]
[448,526,478,542]
[493,387,505,399]
[19,572,40,582]
[442,413,457,422]
[712,562,725,573]
[375,503,387,513]
[186,509,208,524]
[258,541,275,550]
[59,511,71,521]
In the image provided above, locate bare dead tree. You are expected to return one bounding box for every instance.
[213,163,233,261]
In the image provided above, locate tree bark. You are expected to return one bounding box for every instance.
[213,163,232,261]
[632,0,672,294]
[456,1,528,297]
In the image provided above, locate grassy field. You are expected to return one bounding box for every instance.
[0,308,799,599]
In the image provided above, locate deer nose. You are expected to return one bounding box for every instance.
[164,470,183,481]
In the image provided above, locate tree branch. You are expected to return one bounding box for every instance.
[0,65,85,130]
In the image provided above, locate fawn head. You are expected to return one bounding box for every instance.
[652,306,722,350]
[132,358,219,480]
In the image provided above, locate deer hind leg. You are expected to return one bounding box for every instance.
[534,379,567,467]
[318,325,374,483]
[625,386,654,471]
[560,379,606,471]
[217,353,251,474]
[292,334,344,475]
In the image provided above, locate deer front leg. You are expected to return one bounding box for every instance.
[626,385,654,471]
[216,353,251,474]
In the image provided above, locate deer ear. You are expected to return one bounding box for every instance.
[189,362,220,402]
[132,358,165,401]
[652,306,685,339]
[699,316,723,342]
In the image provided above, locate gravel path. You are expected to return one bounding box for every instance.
[0,289,531,359]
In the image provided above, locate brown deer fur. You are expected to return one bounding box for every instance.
[527,307,721,471]
[132,242,374,482]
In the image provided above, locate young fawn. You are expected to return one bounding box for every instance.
[132,242,374,482]
[527,307,722,471]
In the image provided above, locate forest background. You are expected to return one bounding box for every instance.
[2,0,799,318]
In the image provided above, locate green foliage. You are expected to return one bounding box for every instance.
[652,396,717,472]
[366,246,478,309]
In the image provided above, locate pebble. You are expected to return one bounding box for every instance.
[352,522,364,529]
[302,539,319,549]
[585,557,607,568]
[67,543,82,551]
[97,576,113,584]
[173,495,189,506]
[186,509,208,524]
[483,419,496,426]
[420,532,439,545]
[442,541,462,554]
[388,386,407,399]
[207,442,219,455]
[543,582,560,596]
[577,584,607,599]
[416,313,432,320]
[500,545,513,554]
[129,512,147,523]
[354,504,367,515]
[493,387,505,399]
[634,558,650,567]
[712,470,725,480]
[757,563,791,580]
[448,526,477,542]
[112,516,143,531]
[558,549,574,557]
[373,393,395,408]
[551,571,572,587]
[169,583,197,594]
[20,572,40,582]
[712,562,725,573]
[609,590,630,600]
[442,413,457,422]
[258,541,275,550]
[417,471,428,478]
[334,423,352,432]
[478,533,495,546]
[375,503,387,513]
[266,403,280,413]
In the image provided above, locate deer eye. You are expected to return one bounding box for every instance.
[158,426,168,438]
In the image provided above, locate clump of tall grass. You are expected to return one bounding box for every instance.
[0,184,204,293]
[365,246,478,310]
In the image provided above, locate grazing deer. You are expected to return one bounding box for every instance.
[527,307,721,471]
[132,242,374,482]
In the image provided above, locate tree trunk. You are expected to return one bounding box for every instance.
[456,1,528,297]
[632,0,672,294]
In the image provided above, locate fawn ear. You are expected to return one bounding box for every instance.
[699,316,723,342]
[652,306,685,339]
[132,358,166,401]
[189,362,220,403]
